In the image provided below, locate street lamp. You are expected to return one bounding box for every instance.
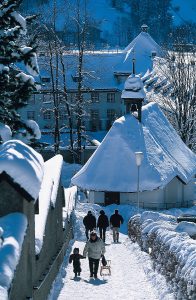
[135,151,144,213]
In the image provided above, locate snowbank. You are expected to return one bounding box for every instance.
[0,140,44,201]
[64,186,77,219]
[128,211,196,299]
[35,155,63,255]
[0,213,27,299]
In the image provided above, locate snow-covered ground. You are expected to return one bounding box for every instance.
[48,201,175,300]
[47,162,195,300]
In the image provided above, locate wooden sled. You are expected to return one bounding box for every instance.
[100,260,111,276]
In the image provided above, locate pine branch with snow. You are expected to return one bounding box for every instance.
[0,0,40,140]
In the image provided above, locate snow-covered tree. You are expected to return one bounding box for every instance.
[145,45,196,151]
[0,0,39,141]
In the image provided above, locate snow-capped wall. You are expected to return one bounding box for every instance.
[128,211,196,299]
[0,213,27,299]
[0,140,44,201]
[35,154,63,254]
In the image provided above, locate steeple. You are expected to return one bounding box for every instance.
[132,49,136,75]
[121,75,146,122]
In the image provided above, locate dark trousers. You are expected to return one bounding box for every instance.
[89,257,99,276]
[99,227,106,242]
[85,228,94,240]
[73,262,81,275]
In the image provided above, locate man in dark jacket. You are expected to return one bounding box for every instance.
[110,209,124,243]
[83,211,96,240]
[97,210,109,242]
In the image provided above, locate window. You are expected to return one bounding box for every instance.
[107,109,116,120]
[28,95,35,105]
[42,93,52,103]
[74,93,83,101]
[90,109,99,120]
[107,93,115,103]
[41,77,50,83]
[91,92,99,103]
[27,111,35,120]
[71,75,80,82]
[60,109,67,120]
[43,110,52,120]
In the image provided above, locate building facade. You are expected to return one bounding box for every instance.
[19,26,163,133]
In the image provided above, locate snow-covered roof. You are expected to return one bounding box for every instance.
[71,102,196,192]
[35,154,63,255]
[122,75,146,99]
[113,31,164,76]
[37,31,163,91]
[0,140,44,201]
[0,213,27,298]
[124,31,163,55]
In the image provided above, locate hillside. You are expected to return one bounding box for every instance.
[22,0,196,47]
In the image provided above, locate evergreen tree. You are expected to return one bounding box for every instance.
[0,0,39,138]
[130,0,173,45]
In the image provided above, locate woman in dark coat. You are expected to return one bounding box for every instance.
[97,210,109,242]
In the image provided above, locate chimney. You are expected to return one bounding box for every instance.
[141,24,148,32]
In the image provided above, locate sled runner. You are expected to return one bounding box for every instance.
[100,259,111,276]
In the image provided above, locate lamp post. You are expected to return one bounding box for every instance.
[135,152,144,213]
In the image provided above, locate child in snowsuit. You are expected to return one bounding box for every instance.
[69,248,85,277]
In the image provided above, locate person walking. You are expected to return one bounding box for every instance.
[69,247,85,278]
[83,231,105,279]
[97,210,109,242]
[83,211,96,240]
[110,209,124,243]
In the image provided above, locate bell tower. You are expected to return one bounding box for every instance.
[121,57,146,122]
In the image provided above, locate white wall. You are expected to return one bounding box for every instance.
[164,177,183,208]
[183,178,195,205]
[120,189,165,209]
[88,176,195,209]
[89,191,104,204]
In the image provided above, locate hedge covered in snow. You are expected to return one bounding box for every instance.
[128,211,196,299]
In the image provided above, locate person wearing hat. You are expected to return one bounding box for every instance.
[110,209,124,243]
[83,231,105,278]
[83,211,96,240]
[97,210,109,242]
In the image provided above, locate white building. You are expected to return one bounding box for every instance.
[71,98,196,209]
[19,26,164,132]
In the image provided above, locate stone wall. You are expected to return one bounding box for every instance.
[6,182,74,300]
[128,214,196,299]
[33,185,64,285]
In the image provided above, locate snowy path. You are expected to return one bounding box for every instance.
[55,232,158,300]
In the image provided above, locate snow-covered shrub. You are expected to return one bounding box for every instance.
[128,211,196,299]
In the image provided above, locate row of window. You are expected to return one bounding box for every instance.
[91,92,115,103]
[28,92,116,105]
[27,109,118,121]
